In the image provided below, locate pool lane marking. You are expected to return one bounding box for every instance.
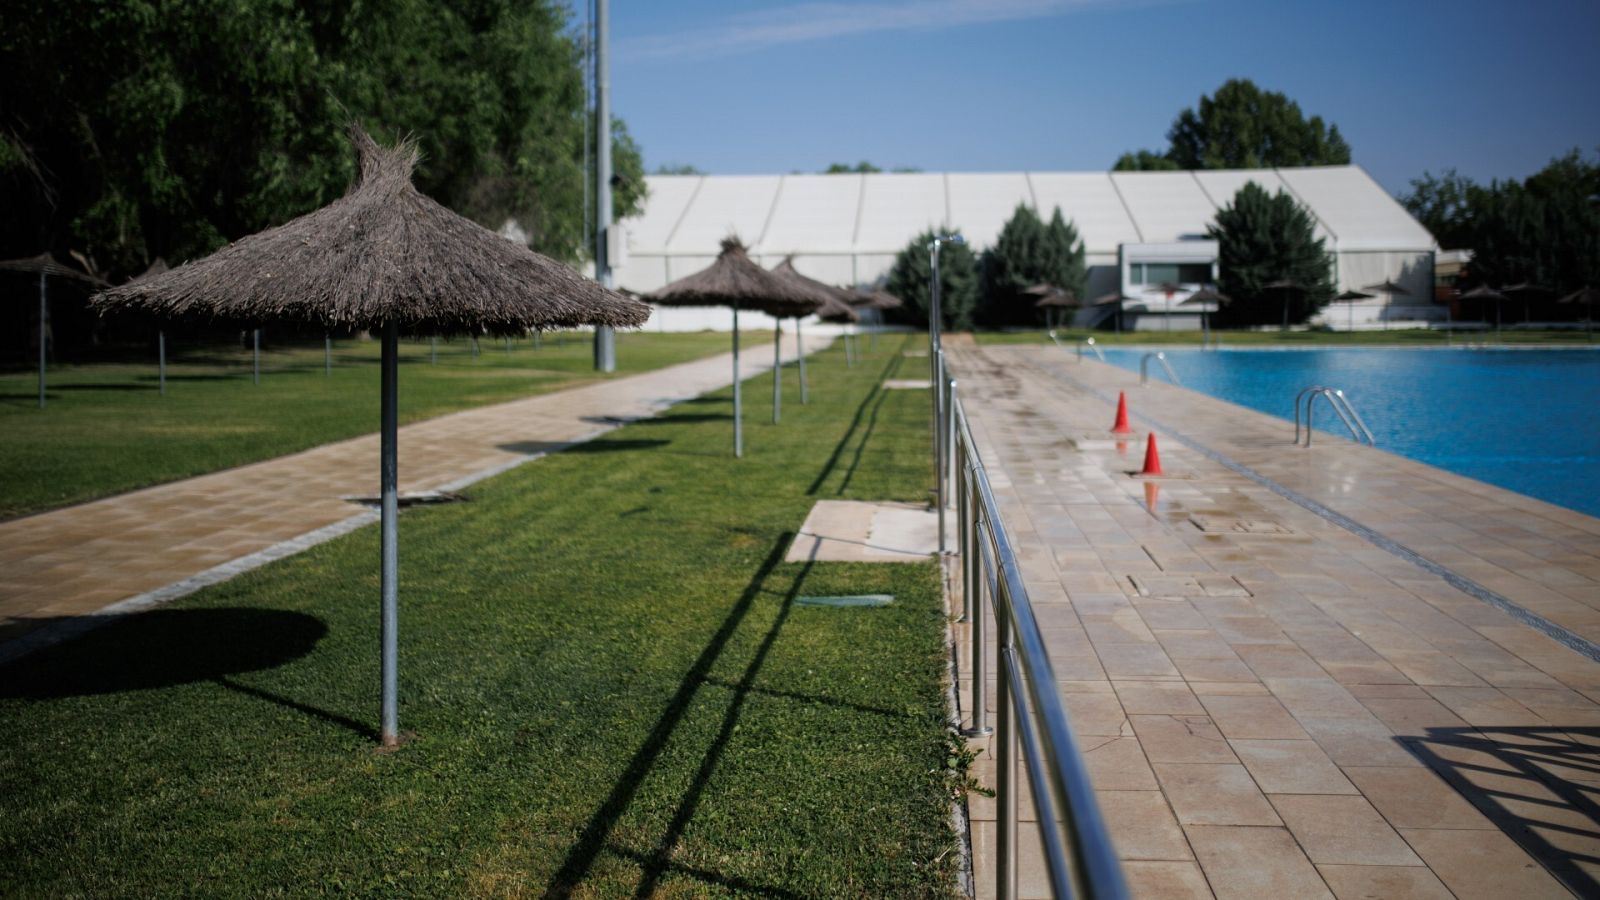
[1027,357,1600,666]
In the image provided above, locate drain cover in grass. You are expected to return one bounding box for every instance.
[796,594,894,608]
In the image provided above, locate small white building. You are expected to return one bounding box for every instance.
[610,165,1439,331]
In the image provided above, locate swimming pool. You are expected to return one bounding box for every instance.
[1097,347,1600,518]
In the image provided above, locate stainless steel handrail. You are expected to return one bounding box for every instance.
[1139,351,1179,385]
[1294,385,1375,446]
[1074,336,1106,362]
[952,392,1129,900]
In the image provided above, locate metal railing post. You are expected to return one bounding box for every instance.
[995,573,1017,900]
[935,347,947,554]
[945,376,957,520]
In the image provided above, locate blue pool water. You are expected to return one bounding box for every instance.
[1097,347,1600,518]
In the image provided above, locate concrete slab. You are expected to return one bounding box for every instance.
[786,500,938,563]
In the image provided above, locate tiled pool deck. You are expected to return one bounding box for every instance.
[949,340,1600,899]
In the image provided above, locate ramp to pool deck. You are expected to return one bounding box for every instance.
[947,339,1600,899]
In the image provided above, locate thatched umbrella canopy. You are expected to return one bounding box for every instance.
[1558,286,1599,339]
[770,256,857,403]
[1024,283,1077,330]
[649,237,812,453]
[850,287,903,311]
[93,126,649,748]
[1361,279,1411,331]
[1332,288,1373,332]
[1459,284,1510,334]
[1092,291,1129,334]
[1,253,108,409]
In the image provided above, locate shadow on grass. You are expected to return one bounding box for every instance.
[544,536,811,899]
[52,383,156,392]
[582,413,732,426]
[496,438,671,457]
[0,608,326,699]
[1406,726,1600,896]
[807,350,904,496]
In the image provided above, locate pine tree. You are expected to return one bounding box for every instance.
[978,205,1047,325]
[1207,183,1335,326]
[1042,209,1087,305]
[887,228,979,330]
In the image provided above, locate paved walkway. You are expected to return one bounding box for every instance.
[949,340,1600,899]
[0,338,827,651]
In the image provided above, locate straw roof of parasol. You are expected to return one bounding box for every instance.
[771,257,858,322]
[131,258,169,283]
[1458,284,1507,303]
[1557,286,1599,305]
[1025,283,1079,307]
[1362,279,1411,296]
[1335,289,1374,301]
[92,126,648,335]
[0,252,108,285]
[1182,287,1229,306]
[649,238,825,316]
[1091,291,1129,306]
[1263,278,1304,291]
[849,287,902,311]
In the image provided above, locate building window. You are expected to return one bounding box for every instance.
[1128,262,1212,286]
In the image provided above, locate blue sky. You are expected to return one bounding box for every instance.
[607,0,1600,196]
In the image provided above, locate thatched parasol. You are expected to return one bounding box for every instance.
[850,287,903,311]
[772,257,856,401]
[1362,279,1411,331]
[1459,284,1509,336]
[1333,288,1374,332]
[94,126,649,748]
[0,252,108,409]
[649,237,815,454]
[1182,287,1228,343]
[128,259,172,395]
[1557,286,1598,339]
[1025,283,1077,330]
[1092,291,1129,334]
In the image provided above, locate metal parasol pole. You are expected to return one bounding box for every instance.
[38,272,47,409]
[732,303,742,457]
[380,320,400,747]
[796,318,808,404]
[430,335,437,364]
[591,0,617,372]
[253,328,261,385]
[772,321,781,423]
[159,330,167,396]
[325,334,332,375]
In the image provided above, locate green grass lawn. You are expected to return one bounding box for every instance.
[0,330,767,519]
[0,335,962,897]
[974,326,1596,346]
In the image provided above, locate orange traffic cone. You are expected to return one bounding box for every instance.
[1140,433,1164,476]
[1111,391,1134,434]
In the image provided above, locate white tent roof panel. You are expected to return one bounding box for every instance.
[1110,171,1219,243]
[1028,172,1142,253]
[856,173,948,252]
[665,175,782,252]
[1277,167,1434,251]
[627,175,700,251]
[1192,169,1335,244]
[947,172,1035,248]
[759,174,862,255]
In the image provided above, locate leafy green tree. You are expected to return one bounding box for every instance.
[654,163,704,175]
[0,0,646,280]
[1041,209,1087,303]
[823,161,882,174]
[1207,183,1335,326]
[1112,150,1181,171]
[978,205,1047,325]
[887,228,979,330]
[1113,79,1350,171]
[1402,149,1600,297]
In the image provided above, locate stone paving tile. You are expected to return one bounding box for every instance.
[952,341,1600,897]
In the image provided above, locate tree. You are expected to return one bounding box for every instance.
[1207,183,1335,326]
[0,0,646,280]
[654,163,704,175]
[1400,149,1600,296]
[886,228,979,330]
[823,161,882,174]
[1112,79,1350,171]
[978,205,1047,325]
[1041,210,1087,306]
[1112,150,1180,171]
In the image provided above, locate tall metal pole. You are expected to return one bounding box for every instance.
[37,272,47,409]
[380,320,400,747]
[929,235,963,553]
[159,330,167,396]
[325,334,332,375]
[796,319,808,404]
[591,0,616,372]
[253,328,261,385]
[772,321,781,423]
[732,303,742,457]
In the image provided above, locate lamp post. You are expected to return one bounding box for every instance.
[928,234,962,554]
[591,0,617,372]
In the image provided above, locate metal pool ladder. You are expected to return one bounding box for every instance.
[1139,351,1179,385]
[1294,386,1376,447]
